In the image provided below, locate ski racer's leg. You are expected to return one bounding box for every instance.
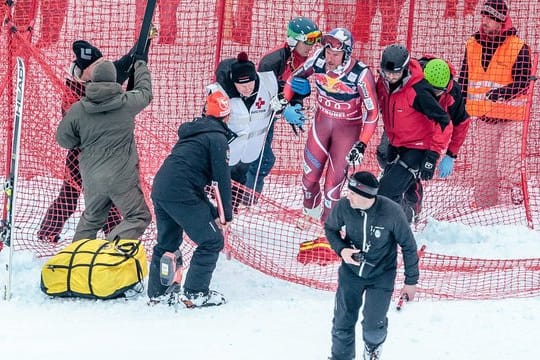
[302,113,333,212]
[321,121,362,222]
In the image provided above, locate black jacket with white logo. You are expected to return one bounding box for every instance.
[325,195,419,285]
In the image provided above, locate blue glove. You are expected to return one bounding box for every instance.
[283,104,305,127]
[290,77,311,96]
[438,155,455,178]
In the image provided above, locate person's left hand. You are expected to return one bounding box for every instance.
[400,284,417,301]
[438,155,455,178]
[283,104,305,127]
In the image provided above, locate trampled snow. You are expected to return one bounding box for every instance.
[1,219,539,360]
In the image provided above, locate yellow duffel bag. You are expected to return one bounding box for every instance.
[41,238,148,299]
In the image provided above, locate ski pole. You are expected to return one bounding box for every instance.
[211,181,232,260]
[396,293,408,311]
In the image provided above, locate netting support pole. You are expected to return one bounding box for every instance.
[213,0,227,79]
[405,0,416,50]
[520,53,538,229]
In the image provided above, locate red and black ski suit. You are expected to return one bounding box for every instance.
[289,48,379,222]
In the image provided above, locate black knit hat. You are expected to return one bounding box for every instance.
[72,40,103,71]
[481,0,508,23]
[230,52,257,83]
[348,171,379,198]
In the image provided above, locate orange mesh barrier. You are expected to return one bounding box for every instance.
[0,0,539,300]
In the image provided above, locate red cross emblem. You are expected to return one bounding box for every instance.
[255,97,266,109]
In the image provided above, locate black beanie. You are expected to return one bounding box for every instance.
[72,40,103,71]
[230,52,257,83]
[481,0,508,23]
[348,171,379,198]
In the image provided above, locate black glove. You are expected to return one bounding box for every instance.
[486,89,501,102]
[419,150,440,180]
[131,52,148,64]
[346,141,366,166]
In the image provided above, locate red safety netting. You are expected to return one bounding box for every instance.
[0,0,539,300]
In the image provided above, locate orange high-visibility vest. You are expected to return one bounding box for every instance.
[465,35,528,121]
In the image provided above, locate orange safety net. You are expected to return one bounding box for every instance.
[0,0,539,300]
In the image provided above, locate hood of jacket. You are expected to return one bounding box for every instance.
[178,116,232,141]
[80,82,124,113]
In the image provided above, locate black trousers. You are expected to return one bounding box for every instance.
[331,265,395,360]
[147,198,224,298]
[378,148,425,223]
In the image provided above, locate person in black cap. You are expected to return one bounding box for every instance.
[324,171,419,360]
[37,35,155,243]
[458,0,532,207]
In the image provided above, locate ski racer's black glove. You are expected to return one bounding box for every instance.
[419,150,440,180]
[346,141,366,166]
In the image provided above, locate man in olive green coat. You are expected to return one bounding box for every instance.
[56,59,153,241]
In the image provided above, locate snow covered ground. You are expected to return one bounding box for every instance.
[1,220,539,360]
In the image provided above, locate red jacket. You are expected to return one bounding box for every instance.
[376,59,450,154]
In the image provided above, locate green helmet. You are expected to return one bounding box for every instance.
[423,59,451,90]
[286,17,321,48]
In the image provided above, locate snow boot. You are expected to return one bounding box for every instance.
[363,343,383,360]
[180,289,226,308]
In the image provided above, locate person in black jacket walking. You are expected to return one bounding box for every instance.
[148,90,234,308]
[325,171,419,360]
